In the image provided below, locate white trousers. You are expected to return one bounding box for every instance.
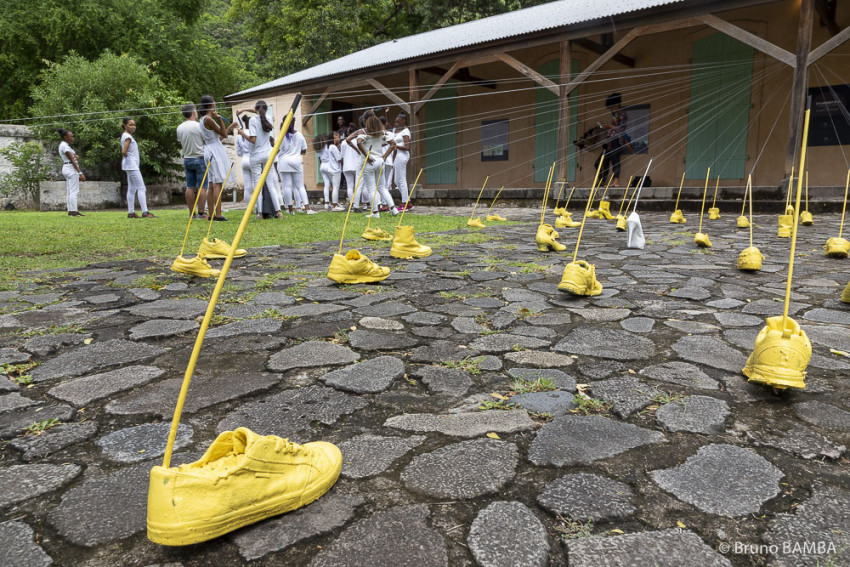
[250,159,281,214]
[241,163,254,208]
[394,151,410,203]
[321,168,341,204]
[354,158,395,212]
[125,170,148,213]
[62,164,79,212]
[279,171,306,208]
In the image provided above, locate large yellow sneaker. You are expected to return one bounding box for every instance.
[597,200,615,220]
[362,227,393,241]
[669,209,686,224]
[800,211,813,226]
[198,237,246,259]
[147,428,342,546]
[390,225,433,259]
[170,254,221,278]
[587,209,602,219]
[824,237,850,258]
[743,316,810,390]
[555,214,581,228]
[327,250,390,284]
[558,260,603,296]
[736,215,750,228]
[552,207,567,217]
[708,207,720,220]
[536,224,566,252]
[694,232,712,248]
[777,206,794,238]
[737,246,764,271]
[615,214,627,232]
[486,213,507,222]
[842,281,850,303]
[467,217,486,228]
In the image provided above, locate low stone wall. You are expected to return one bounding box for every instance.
[40,181,122,211]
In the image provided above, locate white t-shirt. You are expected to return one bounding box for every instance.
[249,115,272,161]
[394,127,411,150]
[327,144,341,174]
[278,132,307,172]
[176,120,204,159]
[121,133,140,171]
[58,141,75,165]
[340,138,362,172]
[357,132,394,159]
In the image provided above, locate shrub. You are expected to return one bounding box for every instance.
[0,141,50,206]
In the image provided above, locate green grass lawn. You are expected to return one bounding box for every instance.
[0,208,510,290]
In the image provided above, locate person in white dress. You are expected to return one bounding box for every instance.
[391,112,412,210]
[236,100,283,219]
[315,133,343,211]
[356,115,399,218]
[198,95,238,221]
[278,122,314,214]
[57,128,85,216]
[121,118,154,218]
[234,114,254,211]
[340,124,362,205]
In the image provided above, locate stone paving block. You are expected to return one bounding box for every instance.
[348,330,418,351]
[97,423,192,463]
[385,410,535,437]
[567,529,731,567]
[528,415,666,466]
[747,424,845,460]
[510,391,575,416]
[125,298,208,319]
[650,444,783,517]
[31,339,167,382]
[0,347,32,364]
[537,473,636,522]
[802,307,850,325]
[503,350,574,368]
[276,303,348,318]
[301,288,361,302]
[589,376,656,418]
[129,287,160,301]
[664,319,721,334]
[410,366,473,396]
[205,318,283,338]
[221,303,277,319]
[669,287,711,301]
[671,336,747,373]
[450,316,488,334]
[409,340,477,363]
[570,308,632,322]
[554,328,655,360]
[252,291,297,306]
[268,341,360,372]
[358,316,404,331]
[656,395,730,434]
[309,505,447,567]
[639,362,719,390]
[507,367,577,391]
[320,356,405,394]
[401,439,517,498]
[620,316,655,333]
[793,401,850,431]
[468,333,550,353]
[48,365,165,407]
[0,463,82,508]
[0,392,37,413]
[0,521,54,567]
[467,501,549,567]
[128,318,199,340]
[22,333,89,356]
[713,312,764,327]
[477,354,503,371]
[0,404,75,439]
[354,301,417,317]
[577,360,627,379]
[339,434,426,479]
[10,421,98,461]
[402,312,446,326]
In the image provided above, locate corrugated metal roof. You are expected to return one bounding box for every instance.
[230,0,687,98]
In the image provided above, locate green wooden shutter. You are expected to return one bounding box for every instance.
[425,83,457,185]
[314,102,330,183]
[535,59,580,182]
[686,33,753,179]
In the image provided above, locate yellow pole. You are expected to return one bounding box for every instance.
[747,175,754,249]
[600,174,614,201]
[397,169,423,227]
[740,180,748,217]
[804,171,809,212]
[552,180,566,213]
[783,108,811,329]
[673,171,685,211]
[467,176,489,222]
[623,179,640,213]
[178,160,212,257]
[839,169,850,239]
[162,95,302,468]
[563,185,576,210]
[364,164,384,231]
[539,164,555,226]
[487,186,505,216]
[697,167,711,234]
[205,164,234,240]
[785,166,795,209]
[338,156,370,255]
[710,175,720,208]
[572,154,604,263]
[617,176,635,216]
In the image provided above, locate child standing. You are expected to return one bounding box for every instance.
[235,114,254,212]
[278,122,314,214]
[198,95,238,220]
[121,118,154,218]
[392,113,412,210]
[356,115,398,218]
[238,100,283,219]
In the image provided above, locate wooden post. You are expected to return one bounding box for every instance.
[784,0,814,182]
[409,68,421,186]
[557,40,571,183]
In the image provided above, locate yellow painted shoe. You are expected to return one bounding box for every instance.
[743,316,810,391]
[558,260,603,296]
[170,254,221,278]
[669,209,686,224]
[615,215,627,232]
[536,224,566,252]
[824,237,850,258]
[390,225,432,259]
[800,211,813,226]
[467,217,486,228]
[737,246,764,271]
[777,214,793,238]
[708,207,720,220]
[587,210,602,219]
[694,232,712,248]
[486,214,507,222]
[198,237,247,259]
[327,249,390,284]
[147,428,342,546]
[597,200,615,220]
[554,214,581,228]
[736,215,750,228]
[552,207,566,217]
[842,281,850,303]
[362,227,393,241]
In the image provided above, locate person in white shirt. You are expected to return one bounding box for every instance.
[356,115,399,218]
[315,133,343,211]
[121,118,155,218]
[391,112,412,210]
[278,122,314,214]
[234,114,254,211]
[57,128,84,216]
[340,123,362,205]
[198,95,238,221]
[176,103,208,219]
[236,100,283,219]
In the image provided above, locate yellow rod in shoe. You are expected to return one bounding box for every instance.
[785,166,794,209]
[539,164,555,226]
[747,175,754,249]
[710,175,720,209]
[600,174,614,201]
[673,171,685,212]
[397,168,423,227]
[552,180,566,213]
[365,164,384,231]
[839,169,850,239]
[338,154,370,255]
[563,184,576,210]
[572,153,604,263]
[740,179,749,217]
[617,176,634,216]
[162,96,302,468]
[782,108,811,331]
[623,178,640,214]
[697,167,711,234]
[804,171,809,212]
[487,186,505,216]
[179,159,212,257]
[468,176,489,222]
[206,164,234,240]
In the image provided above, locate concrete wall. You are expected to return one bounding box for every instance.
[39,181,122,211]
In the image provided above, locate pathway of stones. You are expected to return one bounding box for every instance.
[1,209,849,566]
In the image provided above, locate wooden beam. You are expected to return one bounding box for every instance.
[421,66,496,89]
[563,27,643,96]
[556,41,571,184]
[366,78,411,114]
[697,14,796,67]
[808,23,850,64]
[414,61,463,113]
[493,52,560,96]
[574,37,635,67]
[301,87,332,126]
[785,0,814,178]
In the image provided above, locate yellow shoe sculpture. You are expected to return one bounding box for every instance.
[743,316,811,391]
[669,209,686,224]
[558,260,603,296]
[615,215,627,232]
[777,206,794,238]
[597,200,615,220]
[842,281,850,303]
[587,210,602,219]
[554,214,581,228]
[736,215,750,228]
[467,217,486,228]
[327,249,390,284]
[362,227,393,241]
[147,428,342,546]
[737,246,764,271]
[552,207,566,217]
[390,225,432,259]
[170,254,221,278]
[536,224,566,252]
[198,237,247,259]
[800,211,813,226]
[694,232,712,248]
[824,237,850,258]
[708,207,720,220]
[486,214,507,222]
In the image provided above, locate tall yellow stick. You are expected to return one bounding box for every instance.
[617,176,635,216]
[364,164,384,230]
[563,185,576,210]
[206,164,234,240]
[785,166,795,208]
[839,169,850,239]
[710,175,720,208]
[697,168,711,234]
[673,171,686,211]
[783,108,811,329]
[623,179,641,213]
[552,180,566,212]
[162,96,302,468]
[468,176,489,222]
[487,186,505,216]
[599,175,614,201]
[539,164,555,226]
[179,160,212,257]
[740,180,749,217]
[338,156,370,255]
[397,168,423,227]
[747,175,754,249]
[804,171,809,212]
[572,154,604,263]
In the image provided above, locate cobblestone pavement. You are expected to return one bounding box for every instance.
[1,208,849,567]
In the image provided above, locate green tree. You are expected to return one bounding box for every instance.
[0,142,51,205]
[30,52,182,181]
